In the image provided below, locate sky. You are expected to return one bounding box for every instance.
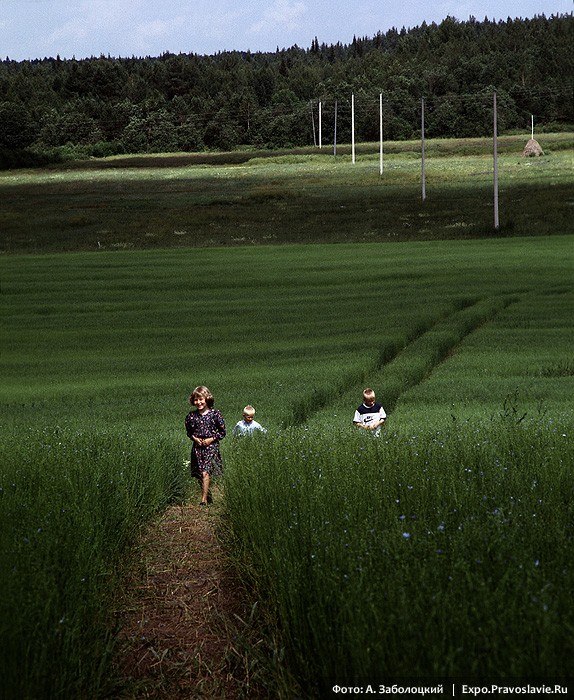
[1,0,571,62]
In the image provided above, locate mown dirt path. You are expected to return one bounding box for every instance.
[113,496,265,698]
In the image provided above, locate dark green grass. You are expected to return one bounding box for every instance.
[224,420,574,687]
[1,134,572,254]
[1,237,572,695]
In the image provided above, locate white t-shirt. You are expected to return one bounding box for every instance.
[233,419,267,436]
[353,402,386,434]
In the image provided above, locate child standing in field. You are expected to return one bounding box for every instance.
[185,385,226,506]
[353,388,386,436]
[233,405,267,436]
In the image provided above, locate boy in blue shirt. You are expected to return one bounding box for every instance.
[233,405,267,436]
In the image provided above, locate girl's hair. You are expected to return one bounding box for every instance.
[189,385,215,408]
[243,405,256,416]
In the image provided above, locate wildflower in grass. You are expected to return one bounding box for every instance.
[402,532,411,539]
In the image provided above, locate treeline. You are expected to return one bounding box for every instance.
[0,13,572,166]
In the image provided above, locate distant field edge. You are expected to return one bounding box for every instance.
[1,232,574,266]
[5,231,571,257]
[4,132,574,172]
[1,134,572,255]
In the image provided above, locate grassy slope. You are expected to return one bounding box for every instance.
[1,134,572,254]
[1,141,573,693]
[2,236,572,439]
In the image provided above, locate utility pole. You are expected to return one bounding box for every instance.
[379,93,384,176]
[493,92,499,231]
[333,100,338,156]
[421,97,426,202]
[311,102,316,147]
[351,93,356,164]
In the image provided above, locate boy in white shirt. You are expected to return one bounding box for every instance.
[353,388,386,436]
[233,405,267,436]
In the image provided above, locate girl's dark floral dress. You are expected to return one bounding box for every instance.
[185,408,226,478]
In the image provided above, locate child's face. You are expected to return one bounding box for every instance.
[364,396,375,407]
[193,395,207,411]
[243,414,254,423]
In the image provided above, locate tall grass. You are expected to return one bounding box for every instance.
[0,426,184,698]
[224,417,573,689]
[1,237,572,694]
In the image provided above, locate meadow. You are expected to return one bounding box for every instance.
[0,141,573,696]
[1,133,573,254]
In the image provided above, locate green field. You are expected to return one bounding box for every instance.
[1,133,573,254]
[3,238,572,434]
[1,144,573,697]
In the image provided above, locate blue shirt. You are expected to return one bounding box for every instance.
[233,419,267,436]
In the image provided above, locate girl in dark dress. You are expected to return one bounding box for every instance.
[185,385,226,505]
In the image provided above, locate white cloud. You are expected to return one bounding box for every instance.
[196,9,246,43]
[136,19,171,40]
[37,0,142,56]
[43,18,88,48]
[250,0,307,35]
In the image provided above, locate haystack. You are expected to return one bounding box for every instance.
[523,138,544,157]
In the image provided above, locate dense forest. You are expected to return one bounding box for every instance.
[1,13,572,167]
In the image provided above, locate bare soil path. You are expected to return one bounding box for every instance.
[113,496,266,699]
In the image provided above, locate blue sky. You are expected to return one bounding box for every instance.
[1,0,571,61]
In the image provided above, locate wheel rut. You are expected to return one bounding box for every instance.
[288,295,514,426]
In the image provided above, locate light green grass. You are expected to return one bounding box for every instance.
[2,238,572,433]
[1,135,573,253]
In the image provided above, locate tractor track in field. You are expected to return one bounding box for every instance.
[382,294,515,413]
[283,297,478,427]
[288,295,514,427]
